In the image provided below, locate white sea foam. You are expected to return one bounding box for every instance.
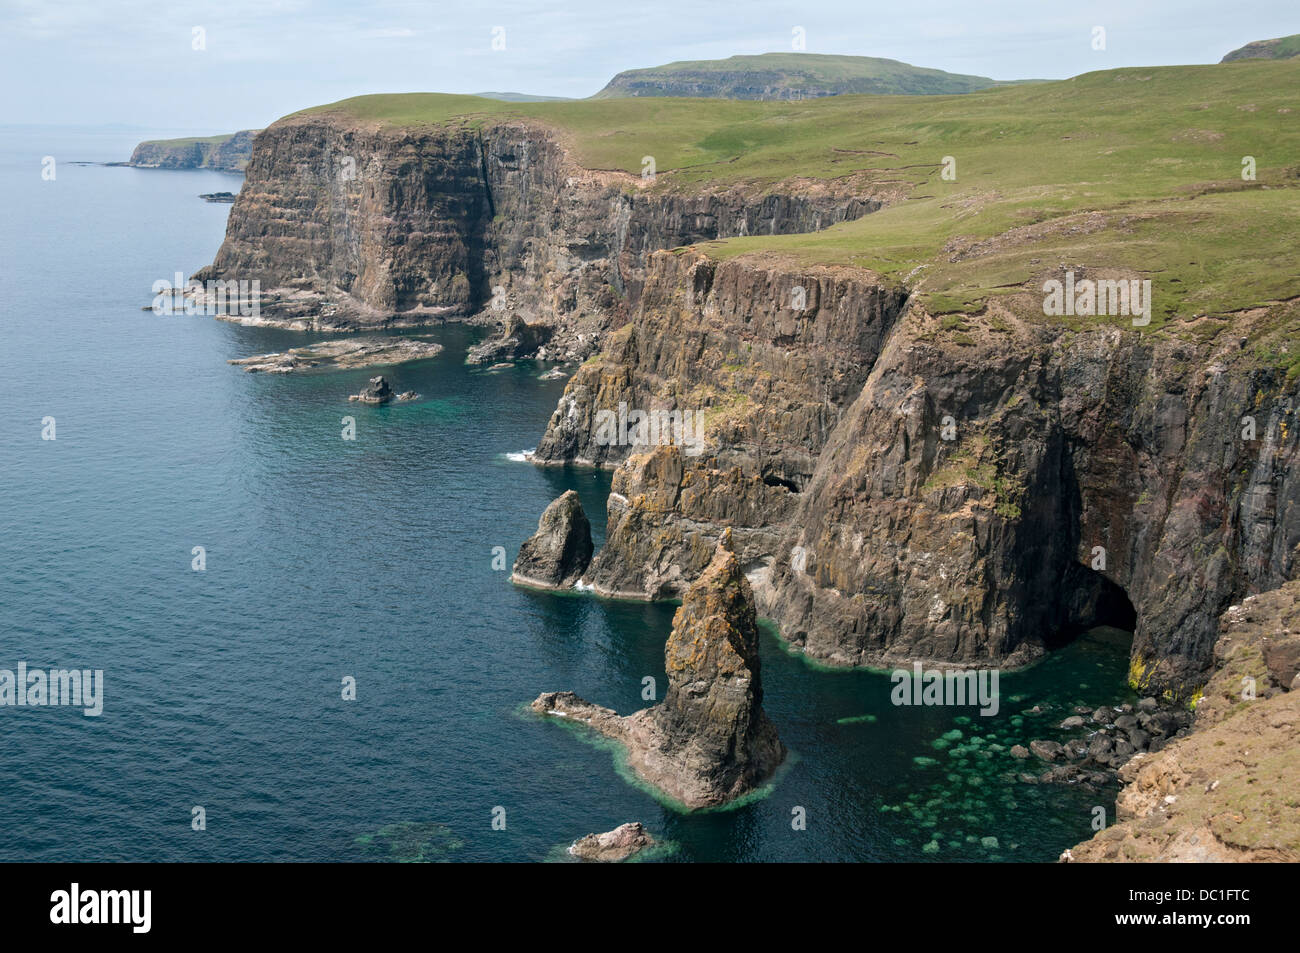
[504,449,535,463]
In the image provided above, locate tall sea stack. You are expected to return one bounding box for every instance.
[532,530,785,808]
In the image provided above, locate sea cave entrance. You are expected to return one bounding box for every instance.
[1042,567,1138,650]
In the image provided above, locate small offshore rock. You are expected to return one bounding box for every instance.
[349,375,394,404]
[568,822,654,862]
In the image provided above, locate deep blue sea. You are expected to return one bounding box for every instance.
[0,126,1135,862]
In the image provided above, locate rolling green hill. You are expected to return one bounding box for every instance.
[1221,33,1300,62]
[591,52,1009,99]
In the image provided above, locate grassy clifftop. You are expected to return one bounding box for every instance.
[294,59,1300,327]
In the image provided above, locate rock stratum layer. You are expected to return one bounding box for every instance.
[532,537,785,809]
[194,112,881,331]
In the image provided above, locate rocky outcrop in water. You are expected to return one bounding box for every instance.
[568,822,654,861]
[532,534,785,808]
[1066,583,1300,861]
[194,114,883,332]
[349,375,394,403]
[510,490,593,589]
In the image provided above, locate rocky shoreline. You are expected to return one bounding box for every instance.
[1066,583,1300,861]
[1016,697,1195,792]
[187,78,1300,861]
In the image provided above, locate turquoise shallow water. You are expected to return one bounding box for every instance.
[0,127,1133,862]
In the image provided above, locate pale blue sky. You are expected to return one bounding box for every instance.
[2,0,1295,130]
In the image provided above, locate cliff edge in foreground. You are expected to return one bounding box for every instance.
[1067,581,1300,861]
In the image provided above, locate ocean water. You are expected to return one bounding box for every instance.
[0,127,1135,862]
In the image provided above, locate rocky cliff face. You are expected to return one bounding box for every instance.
[535,246,1300,695]
[765,299,1300,691]
[195,114,881,332]
[129,130,258,172]
[531,534,785,809]
[532,249,907,599]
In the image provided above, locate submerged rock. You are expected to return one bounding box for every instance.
[531,532,786,809]
[567,822,654,862]
[350,375,394,404]
[231,336,443,374]
[510,491,593,589]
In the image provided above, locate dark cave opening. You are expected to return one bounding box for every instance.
[761,473,801,493]
[1043,567,1138,650]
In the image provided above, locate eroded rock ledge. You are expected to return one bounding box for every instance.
[228,336,443,373]
[532,534,785,809]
